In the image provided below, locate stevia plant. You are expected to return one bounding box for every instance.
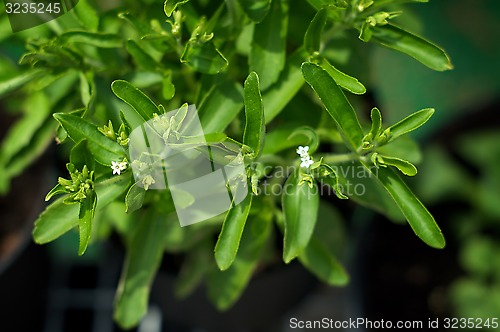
[0,0,452,328]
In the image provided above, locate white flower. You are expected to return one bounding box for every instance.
[296,146,309,157]
[111,161,127,175]
[142,175,155,191]
[296,145,315,168]
[300,157,314,168]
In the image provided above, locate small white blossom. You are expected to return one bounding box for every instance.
[111,161,127,175]
[142,175,155,191]
[300,157,314,168]
[296,145,315,168]
[296,146,309,157]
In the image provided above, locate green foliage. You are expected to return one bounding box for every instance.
[282,168,319,263]
[250,0,289,90]
[215,194,253,271]
[242,72,265,158]
[114,210,169,329]
[0,0,454,327]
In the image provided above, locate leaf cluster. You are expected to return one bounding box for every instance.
[0,0,453,328]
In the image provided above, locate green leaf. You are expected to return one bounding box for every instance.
[118,12,152,36]
[0,92,50,164]
[238,0,271,23]
[125,182,146,213]
[243,72,265,157]
[214,194,253,271]
[287,126,319,154]
[33,196,80,244]
[33,175,130,244]
[53,113,125,166]
[70,140,95,171]
[45,183,67,202]
[263,49,306,123]
[299,237,349,286]
[318,56,366,95]
[0,91,54,194]
[282,170,319,263]
[198,81,244,133]
[317,172,348,200]
[304,8,327,54]
[111,80,159,123]
[181,40,228,75]
[250,0,289,90]
[0,70,44,97]
[375,137,422,166]
[0,118,55,195]
[376,154,418,176]
[181,132,228,145]
[307,0,347,20]
[302,62,364,151]
[78,190,97,256]
[73,0,99,31]
[164,0,190,17]
[359,20,373,41]
[325,160,404,221]
[172,103,189,131]
[208,209,272,310]
[126,40,159,72]
[114,211,168,329]
[162,74,176,100]
[60,31,123,48]
[175,240,212,298]
[371,24,453,71]
[79,71,93,107]
[298,199,349,285]
[369,107,382,138]
[384,108,434,143]
[162,213,215,253]
[367,165,445,248]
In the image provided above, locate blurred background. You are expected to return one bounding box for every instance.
[1,0,500,331]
